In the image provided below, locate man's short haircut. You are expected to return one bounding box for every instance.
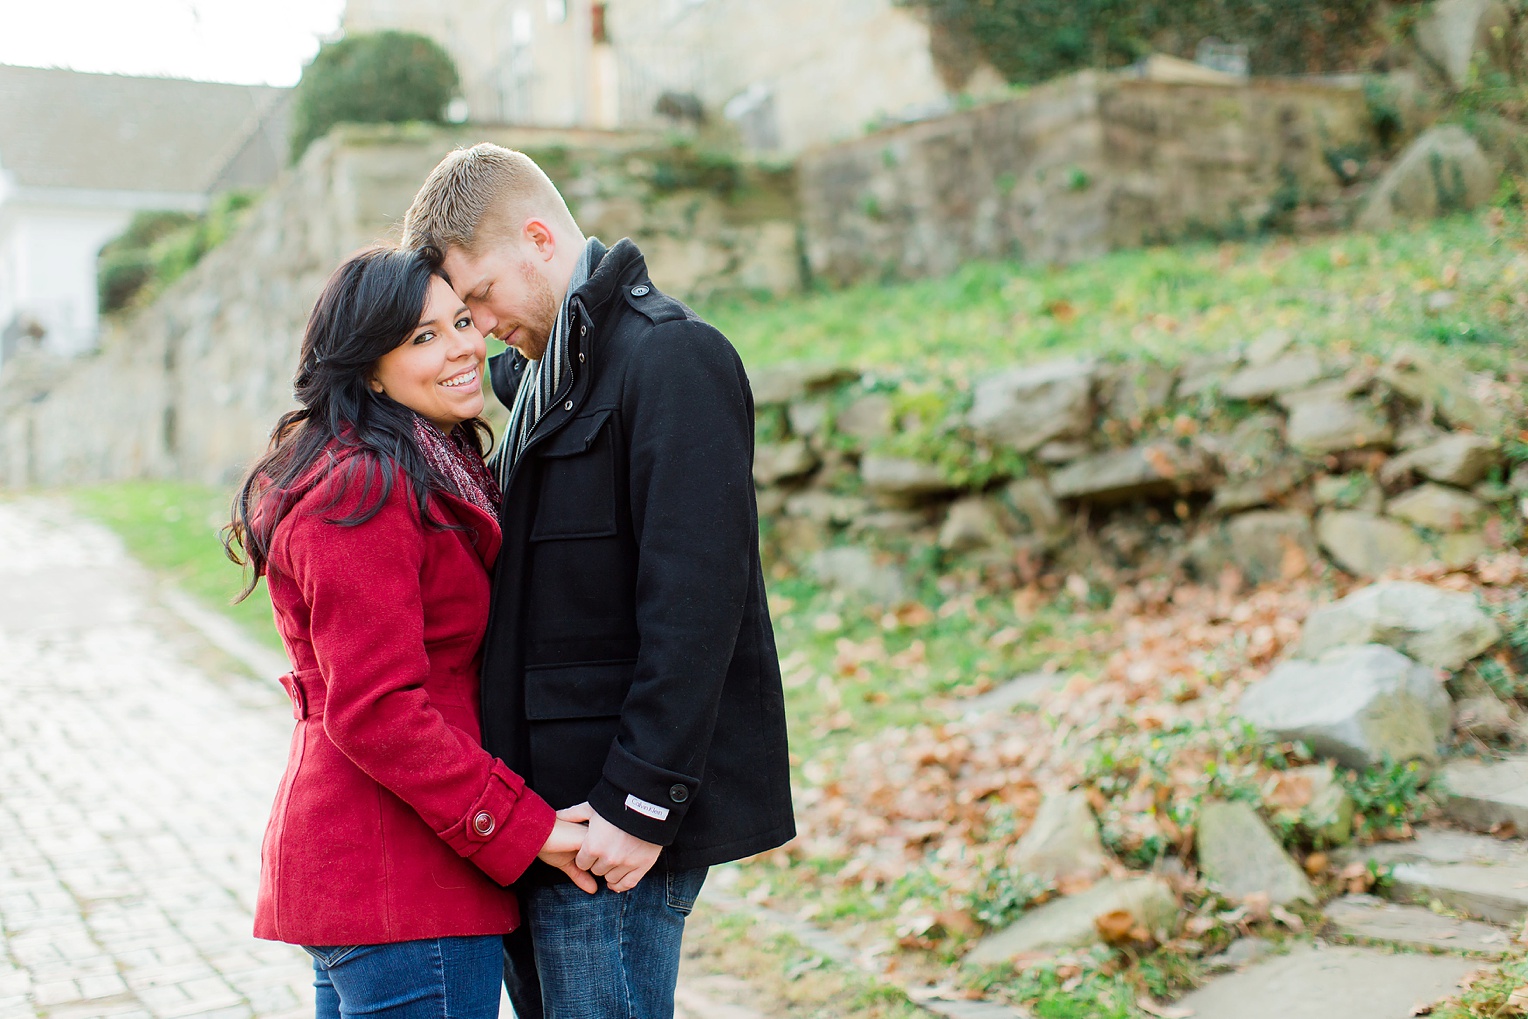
[402,143,576,255]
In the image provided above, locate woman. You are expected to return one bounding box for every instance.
[226,246,592,1018]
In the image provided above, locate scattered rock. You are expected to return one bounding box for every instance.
[848,509,932,537]
[1236,644,1451,769]
[1269,763,1355,847]
[1315,511,1429,577]
[1223,511,1321,584]
[1325,894,1510,957]
[753,440,820,486]
[1401,433,1501,487]
[938,497,1010,553]
[808,547,909,604]
[963,672,1066,716]
[834,393,896,442]
[1000,478,1065,538]
[751,362,858,405]
[1379,344,1497,433]
[1048,442,1214,503]
[1388,483,1488,532]
[860,455,955,500]
[1284,394,1394,456]
[1440,756,1528,833]
[1012,791,1109,884]
[1176,351,1244,399]
[1246,329,1295,366]
[1217,412,1289,473]
[1221,350,1326,401]
[1175,944,1476,1019]
[964,877,1178,966]
[1203,937,1275,973]
[1357,125,1502,232]
[969,359,1097,452]
[1036,439,1093,464]
[1196,800,1314,905]
[1295,581,1502,671]
[1210,462,1309,514]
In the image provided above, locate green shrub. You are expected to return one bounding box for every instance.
[901,0,1401,85]
[289,31,459,163]
[96,193,258,315]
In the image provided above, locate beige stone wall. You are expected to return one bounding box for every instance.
[799,75,1377,286]
[0,123,800,489]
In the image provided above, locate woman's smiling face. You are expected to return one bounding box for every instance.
[370,274,487,430]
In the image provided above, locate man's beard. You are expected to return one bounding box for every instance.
[512,259,561,361]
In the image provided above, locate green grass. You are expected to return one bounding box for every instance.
[70,481,281,648]
[701,208,1526,375]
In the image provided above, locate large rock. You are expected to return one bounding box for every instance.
[1011,791,1108,884]
[1379,345,1497,433]
[1296,580,1502,670]
[751,362,858,406]
[1224,511,1321,583]
[969,359,1096,452]
[860,455,955,500]
[1221,350,1326,402]
[1269,763,1354,846]
[1210,462,1309,514]
[1236,644,1451,769]
[784,490,870,525]
[1387,482,1488,532]
[938,497,1010,553]
[1395,433,1500,487]
[964,877,1178,966]
[1358,125,1503,232]
[1099,359,1175,424]
[808,547,908,603]
[1284,393,1394,456]
[834,392,895,442]
[1000,478,1065,539]
[1415,0,1514,89]
[1316,511,1429,577]
[752,440,820,486]
[1048,442,1214,503]
[1196,800,1313,906]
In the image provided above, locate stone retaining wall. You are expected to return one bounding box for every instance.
[749,339,1527,595]
[0,124,801,488]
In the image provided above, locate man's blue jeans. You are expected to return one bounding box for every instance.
[505,867,708,1019]
[306,935,504,1019]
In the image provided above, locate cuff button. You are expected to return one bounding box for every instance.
[473,811,495,836]
[669,784,689,804]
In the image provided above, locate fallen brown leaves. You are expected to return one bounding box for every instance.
[775,551,1528,940]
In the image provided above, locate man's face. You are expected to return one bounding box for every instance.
[443,243,560,361]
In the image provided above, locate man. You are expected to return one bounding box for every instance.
[402,144,794,1019]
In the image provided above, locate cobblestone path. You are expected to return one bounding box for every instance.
[0,500,764,1019]
[0,500,313,1019]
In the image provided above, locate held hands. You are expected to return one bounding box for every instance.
[537,817,599,893]
[557,801,662,894]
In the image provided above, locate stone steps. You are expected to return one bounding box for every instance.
[1338,829,1528,924]
[1325,894,1512,957]
[1440,757,1528,833]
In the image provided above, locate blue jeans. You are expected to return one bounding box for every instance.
[504,867,708,1019]
[306,935,504,1019]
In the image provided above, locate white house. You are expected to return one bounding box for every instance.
[0,66,288,368]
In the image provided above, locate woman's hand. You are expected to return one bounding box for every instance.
[538,817,597,893]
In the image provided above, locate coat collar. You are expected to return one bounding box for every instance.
[432,488,502,571]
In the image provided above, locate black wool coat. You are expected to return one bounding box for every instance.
[480,238,795,877]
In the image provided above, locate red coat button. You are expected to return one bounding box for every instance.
[473,811,495,836]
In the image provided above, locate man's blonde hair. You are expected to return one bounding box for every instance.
[402,143,578,255]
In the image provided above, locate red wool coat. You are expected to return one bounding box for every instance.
[253,458,555,946]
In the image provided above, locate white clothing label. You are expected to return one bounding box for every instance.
[624,794,670,821]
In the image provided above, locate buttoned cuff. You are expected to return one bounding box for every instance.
[587,742,700,846]
[438,761,556,886]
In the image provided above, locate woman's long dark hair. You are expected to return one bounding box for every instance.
[224,245,492,600]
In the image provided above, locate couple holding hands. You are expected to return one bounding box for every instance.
[225,143,794,1019]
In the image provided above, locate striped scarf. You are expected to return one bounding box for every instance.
[490,239,601,489]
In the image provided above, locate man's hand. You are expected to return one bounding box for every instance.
[557,802,661,893]
[537,817,598,893]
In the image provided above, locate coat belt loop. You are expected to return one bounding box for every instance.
[277,671,307,721]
